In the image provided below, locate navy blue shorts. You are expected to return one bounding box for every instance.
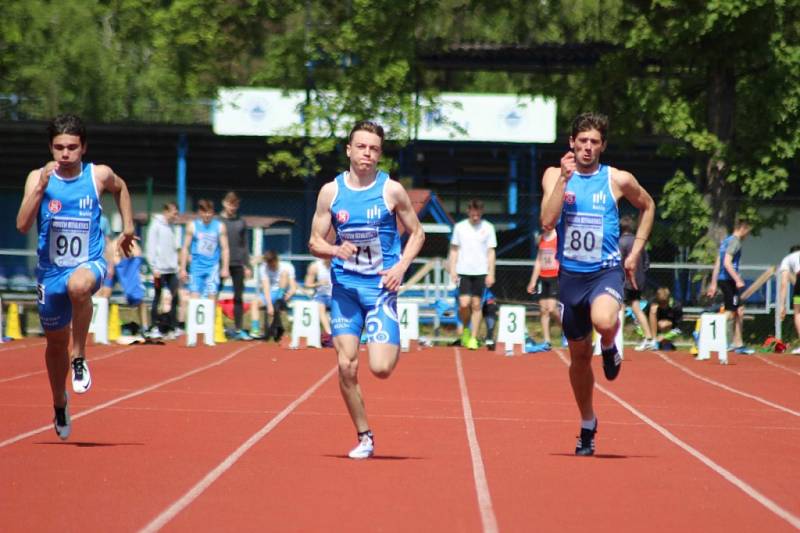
[558,267,624,341]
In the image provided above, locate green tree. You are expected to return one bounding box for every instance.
[613,1,800,255]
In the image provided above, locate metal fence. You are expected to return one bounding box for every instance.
[0,248,795,348]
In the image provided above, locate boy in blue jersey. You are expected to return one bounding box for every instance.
[16,114,135,440]
[309,120,425,459]
[540,112,655,456]
[706,219,753,353]
[179,199,230,344]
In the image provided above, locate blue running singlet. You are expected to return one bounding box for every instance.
[716,235,741,281]
[330,171,401,286]
[556,165,621,273]
[190,218,222,271]
[37,163,104,271]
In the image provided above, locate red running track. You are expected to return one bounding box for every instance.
[0,339,798,532]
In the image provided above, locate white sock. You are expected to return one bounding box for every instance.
[601,341,615,351]
[581,417,597,430]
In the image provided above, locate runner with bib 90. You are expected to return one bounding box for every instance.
[540,112,655,456]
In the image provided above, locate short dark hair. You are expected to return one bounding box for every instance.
[223,191,240,204]
[264,249,279,263]
[47,114,86,144]
[571,112,609,142]
[348,120,385,144]
[619,214,636,234]
[467,199,484,211]
[790,244,800,253]
[734,217,751,229]
[196,199,214,212]
[163,202,177,211]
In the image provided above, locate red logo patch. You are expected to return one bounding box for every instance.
[336,210,350,224]
[48,199,62,213]
[564,191,576,205]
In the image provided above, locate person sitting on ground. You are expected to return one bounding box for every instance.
[777,244,800,354]
[648,287,683,347]
[250,250,297,341]
[305,257,333,347]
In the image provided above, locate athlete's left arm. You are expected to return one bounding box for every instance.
[613,169,655,289]
[382,181,426,292]
[218,223,230,279]
[96,165,136,257]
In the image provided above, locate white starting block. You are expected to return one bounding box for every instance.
[593,309,624,358]
[187,298,216,346]
[398,301,419,352]
[290,300,321,349]
[89,297,110,345]
[697,313,728,364]
[497,305,526,355]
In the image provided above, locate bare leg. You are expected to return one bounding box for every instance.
[591,294,622,347]
[44,327,71,407]
[367,342,400,379]
[457,294,472,332]
[794,303,800,339]
[67,268,98,359]
[318,303,332,334]
[631,299,653,338]
[335,334,369,433]
[732,308,744,346]
[469,296,483,338]
[567,337,595,420]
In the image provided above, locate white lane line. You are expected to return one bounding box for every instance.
[455,349,499,533]
[654,351,800,417]
[755,355,800,377]
[0,341,46,353]
[138,366,337,533]
[0,346,137,384]
[555,349,800,530]
[0,344,254,449]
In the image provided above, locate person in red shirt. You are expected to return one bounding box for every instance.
[527,229,563,348]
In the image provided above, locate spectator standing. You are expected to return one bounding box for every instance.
[777,245,800,354]
[527,228,563,348]
[448,199,497,350]
[219,191,252,340]
[706,218,754,354]
[619,215,656,351]
[179,199,230,346]
[146,202,180,337]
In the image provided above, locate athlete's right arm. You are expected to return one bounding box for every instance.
[706,254,721,297]
[16,164,57,233]
[308,182,356,260]
[447,244,459,284]
[527,257,541,294]
[539,152,575,231]
[779,270,790,320]
[179,223,193,281]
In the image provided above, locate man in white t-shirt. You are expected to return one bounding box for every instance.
[778,245,800,354]
[448,199,497,350]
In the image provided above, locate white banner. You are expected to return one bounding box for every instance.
[213,88,556,143]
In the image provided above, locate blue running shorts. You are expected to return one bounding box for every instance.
[188,264,220,297]
[558,266,624,341]
[37,259,107,331]
[330,282,399,345]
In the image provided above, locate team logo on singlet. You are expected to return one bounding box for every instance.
[48,199,62,213]
[336,210,350,224]
[564,191,576,205]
